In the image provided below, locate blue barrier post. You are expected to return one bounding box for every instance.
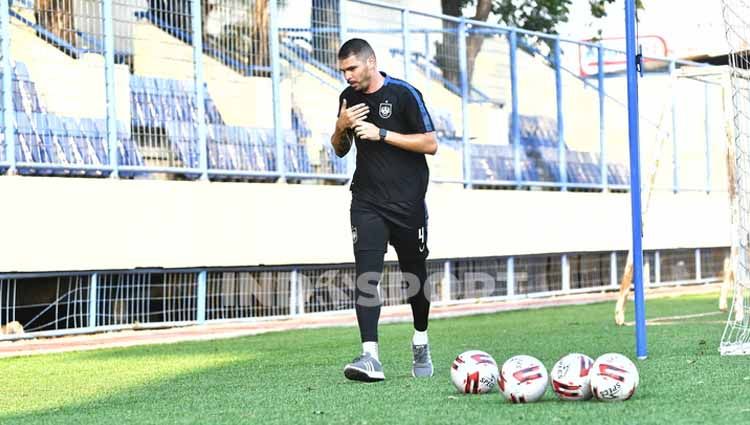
[554,37,566,190]
[625,0,647,359]
[598,44,607,190]
[458,18,471,188]
[103,0,118,178]
[509,30,521,186]
[197,271,207,323]
[290,269,298,316]
[191,0,208,180]
[88,273,98,329]
[705,84,712,193]
[507,257,515,297]
[0,0,13,174]
[670,60,678,193]
[402,8,412,81]
[654,250,661,284]
[270,0,285,182]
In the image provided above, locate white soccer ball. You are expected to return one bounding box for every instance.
[450,350,499,394]
[550,353,594,401]
[499,355,548,403]
[590,353,639,401]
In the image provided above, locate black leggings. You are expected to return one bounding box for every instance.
[355,250,430,343]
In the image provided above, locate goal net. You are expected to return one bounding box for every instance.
[720,0,750,355]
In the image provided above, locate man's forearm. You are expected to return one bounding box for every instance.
[383,131,438,155]
[331,125,352,157]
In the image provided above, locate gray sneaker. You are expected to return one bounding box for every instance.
[344,353,385,382]
[412,344,434,377]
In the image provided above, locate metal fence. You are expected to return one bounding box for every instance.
[0,0,729,191]
[0,246,729,340]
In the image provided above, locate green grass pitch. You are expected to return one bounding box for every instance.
[2,292,748,424]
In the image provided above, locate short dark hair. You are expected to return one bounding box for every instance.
[338,38,376,61]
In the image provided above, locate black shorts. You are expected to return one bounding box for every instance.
[350,197,429,261]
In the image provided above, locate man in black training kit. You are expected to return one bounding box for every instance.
[331,38,438,382]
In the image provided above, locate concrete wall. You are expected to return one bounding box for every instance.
[132,22,292,129]
[0,176,730,273]
[9,17,131,123]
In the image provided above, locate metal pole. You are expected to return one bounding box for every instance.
[0,0,14,174]
[191,0,208,180]
[705,84,712,193]
[625,0,647,359]
[598,44,607,190]
[509,31,521,185]
[695,248,702,281]
[554,37,566,190]
[197,271,207,323]
[670,60,678,193]
[507,257,515,297]
[103,1,119,178]
[442,260,452,302]
[654,250,661,284]
[561,254,570,292]
[339,0,348,43]
[458,19,471,188]
[401,8,412,81]
[610,252,618,287]
[88,273,98,328]
[270,0,285,182]
[290,269,298,316]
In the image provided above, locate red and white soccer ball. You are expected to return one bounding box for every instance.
[590,353,639,401]
[498,355,548,403]
[450,350,499,394]
[550,353,594,401]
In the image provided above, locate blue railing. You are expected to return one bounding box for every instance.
[0,0,721,192]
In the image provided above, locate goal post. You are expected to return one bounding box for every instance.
[720,0,750,356]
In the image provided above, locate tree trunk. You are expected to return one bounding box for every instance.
[436,0,491,91]
[435,0,461,88]
[311,0,341,69]
[465,0,492,92]
[35,0,76,49]
[251,0,270,74]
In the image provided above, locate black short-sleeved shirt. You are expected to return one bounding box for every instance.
[338,72,434,203]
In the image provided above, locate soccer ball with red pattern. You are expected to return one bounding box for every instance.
[550,353,594,401]
[590,353,639,401]
[449,350,499,394]
[499,355,548,403]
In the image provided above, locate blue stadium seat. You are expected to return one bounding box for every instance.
[519,115,558,149]
[284,131,311,174]
[13,62,30,81]
[116,121,145,169]
[33,113,68,169]
[205,124,221,170]
[323,144,347,175]
[14,111,46,165]
[64,117,102,170]
[47,114,86,165]
[471,144,539,182]
[80,118,109,165]
[164,120,199,169]
[607,163,629,186]
[228,126,255,171]
[204,90,223,124]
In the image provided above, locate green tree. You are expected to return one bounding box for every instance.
[436,0,644,86]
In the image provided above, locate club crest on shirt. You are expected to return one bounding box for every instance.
[351,225,358,244]
[379,101,392,119]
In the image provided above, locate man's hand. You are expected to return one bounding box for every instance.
[354,121,380,141]
[336,99,369,131]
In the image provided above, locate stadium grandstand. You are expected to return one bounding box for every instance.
[0,0,731,341]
